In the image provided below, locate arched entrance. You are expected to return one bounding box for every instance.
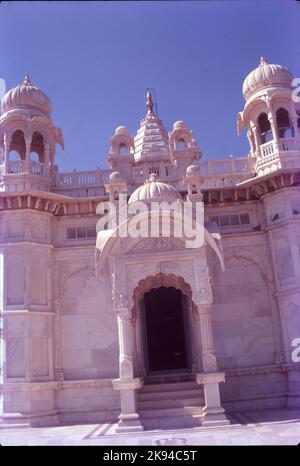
[141,286,191,373]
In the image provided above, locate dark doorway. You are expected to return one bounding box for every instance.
[143,286,188,372]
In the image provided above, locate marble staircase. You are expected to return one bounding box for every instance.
[138,376,205,430]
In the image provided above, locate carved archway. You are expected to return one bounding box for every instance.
[131,272,200,376]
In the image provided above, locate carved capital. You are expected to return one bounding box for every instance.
[202,351,218,372]
[114,292,129,311]
[193,288,211,305]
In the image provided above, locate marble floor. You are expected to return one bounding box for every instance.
[0,408,300,446]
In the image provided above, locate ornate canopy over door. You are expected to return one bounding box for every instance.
[95,228,228,432]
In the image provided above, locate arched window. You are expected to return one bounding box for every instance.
[7,150,22,173]
[30,152,42,173]
[8,150,21,161]
[30,131,45,162]
[276,108,293,138]
[258,113,272,144]
[9,130,26,159]
[119,143,129,156]
[176,138,186,151]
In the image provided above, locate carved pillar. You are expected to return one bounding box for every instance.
[117,310,134,379]
[289,104,299,148]
[247,128,255,155]
[3,134,11,174]
[251,125,261,158]
[24,135,32,173]
[44,143,50,176]
[197,304,217,372]
[134,308,146,377]
[268,112,279,152]
[113,294,143,432]
[196,303,229,426]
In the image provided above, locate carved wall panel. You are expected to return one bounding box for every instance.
[7,253,25,305]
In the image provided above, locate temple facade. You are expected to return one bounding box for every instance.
[0,58,300,431]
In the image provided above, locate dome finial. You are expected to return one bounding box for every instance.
[260,57,268,66]
[23,74,32,86]
[146,89,155,116]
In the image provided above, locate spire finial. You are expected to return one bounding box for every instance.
[146,89,155,116]
[23,74,32,86]
[260,57,268,66]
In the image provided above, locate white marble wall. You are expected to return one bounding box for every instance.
[1,183,300,423]
[54,250,119,381]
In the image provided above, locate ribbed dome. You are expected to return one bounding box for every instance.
[242,57,293,100]
[173,120,186,130]
[128,173,181,204]
[1,75,52,116]
[114,126,129,135]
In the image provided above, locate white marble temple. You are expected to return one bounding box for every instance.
[0,59,300,432]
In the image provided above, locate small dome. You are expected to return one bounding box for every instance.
[173,120,186,130]
[128,173,181,204]
[186,163,200,177]
[1,75,52,116]
[115,126,129,135]
[109,171,123,182]
[242,57,293,100]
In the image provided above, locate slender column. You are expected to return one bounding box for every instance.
[196,303,229,426]
[44,143,50,176]
[24,136,32,173]
[113,302,143,432]
[197,304,218,373]
[3,134,11,174]
[118,311,134,379]
[251,125,261,158]
[289,104,300,148]
[247,128,255,155]
[268,112,279,152]
[134,311,146,377]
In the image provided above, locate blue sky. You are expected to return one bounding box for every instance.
[1,1,299,172]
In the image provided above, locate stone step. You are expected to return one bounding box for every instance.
[139,397,204,410]
[138,379,205,430]
[141,381,200,393]
[0,421,32,430]
[143,373,194,385]
[141,411,204,430]
[139,388,203,402]
[139,405,204,419]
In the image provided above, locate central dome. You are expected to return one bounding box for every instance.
[128,173,181,204]
[242,57,293,101]
[1,75,52,116]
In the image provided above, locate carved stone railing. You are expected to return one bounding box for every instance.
[260,140,275,158]
[260,138,298,158]
[56,168,111,188]
[0,160,51,176]
[200,156,254,176]
[279,138,296,152]
[0,156,257,196]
